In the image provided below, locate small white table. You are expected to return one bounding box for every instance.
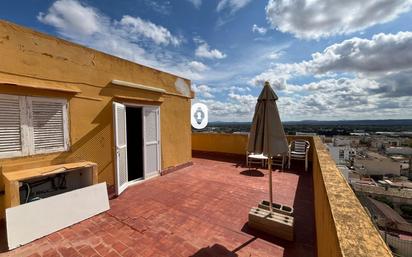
[248,153,268,160]
[247,153,286,170]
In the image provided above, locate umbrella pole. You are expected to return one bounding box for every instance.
[268,157,273,213]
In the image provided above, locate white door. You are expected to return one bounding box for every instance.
[113,102,128,194]
[143,106,161,178]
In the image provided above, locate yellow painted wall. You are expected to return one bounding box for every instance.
[311,138,343,257]
[0,21,192,218]
[192,133,249,155]
[312,137,392,257]
[192,132,314,160]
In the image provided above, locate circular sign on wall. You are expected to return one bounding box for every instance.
[191,103,208,129]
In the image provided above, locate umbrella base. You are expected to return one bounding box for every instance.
[258,200,294,216]
[248,207,294,241]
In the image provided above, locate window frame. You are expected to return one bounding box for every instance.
[0,94,70,159]
[338,149,345,160]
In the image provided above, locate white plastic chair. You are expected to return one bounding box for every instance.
[288,140,310,171]
[270,154,286,170]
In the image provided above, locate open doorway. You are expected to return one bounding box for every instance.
[113,102,161,195]
[125,106,144,181]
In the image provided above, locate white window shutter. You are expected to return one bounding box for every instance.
[28,97,69,154]
[0,94,24,157]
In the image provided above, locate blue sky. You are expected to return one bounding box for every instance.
[1,0,412,121]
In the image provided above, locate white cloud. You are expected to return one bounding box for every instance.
[267,51,282,60]
[187,0,202,9]
[192,84,215,98]
[252,31,412,88]
[249,31,412,120]
[192,85,257,121]
[228,92,256,108]
[217,0,252,13]
[193,76,412,121]
[371,72,412,97]
[266,0,412,39]
[144,0,172,15]
[304,32,412,76]
[276,77,412,120]
[215,0,252,28]
[250,75,287,90]
[37,0,208,81]
[197,77,412,121]
[196,94,257,121]
[194,38,227,59]
[39,0,181,46]
[118,15,182,46]
[229,86,251,93]
[195,44,227,59]
[189,61,209,72]
[37,0,102,37]
[252,24,267,35]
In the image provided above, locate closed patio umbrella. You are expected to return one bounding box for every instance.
[248,81,288,213]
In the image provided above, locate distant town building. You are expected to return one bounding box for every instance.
[354,151,402,176]
[376,131,412,137]
[233,132,249,135]
[350,132,370,136]
[336,165,351,182]
[326,143,356,165]
[295,132,317,136]
[386,147,412,156]
[332,136,361,147]
[370,137,404,149]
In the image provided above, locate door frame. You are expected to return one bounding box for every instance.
[113,101,161,193]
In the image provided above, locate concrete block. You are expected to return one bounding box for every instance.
[257,200,294,216]
[248,207,294,241]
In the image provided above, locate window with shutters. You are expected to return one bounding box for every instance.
[0,94,69,158]
[0,94,26,158]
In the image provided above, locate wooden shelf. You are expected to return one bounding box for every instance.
[2,161,98,209]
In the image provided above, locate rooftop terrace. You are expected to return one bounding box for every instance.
[0,133,394,257]
[1,155,315,257]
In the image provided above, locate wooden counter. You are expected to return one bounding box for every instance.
[2,161,98,208]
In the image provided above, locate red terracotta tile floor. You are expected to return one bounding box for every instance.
[1,155,316,257]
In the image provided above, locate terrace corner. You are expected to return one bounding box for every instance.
[193,132,393,257]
